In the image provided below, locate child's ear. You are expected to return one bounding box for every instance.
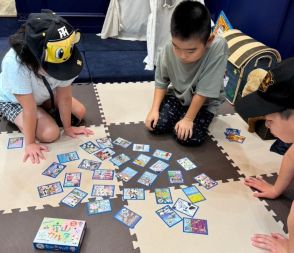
[206,34,215,47]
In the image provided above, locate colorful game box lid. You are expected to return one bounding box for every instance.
[33,217,86,252]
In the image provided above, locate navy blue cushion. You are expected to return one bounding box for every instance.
[75,51,91,83]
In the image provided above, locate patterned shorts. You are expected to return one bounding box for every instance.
[0,102,23,122]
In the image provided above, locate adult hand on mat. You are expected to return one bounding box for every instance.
[251,233,288,253]
[145,110,159,131]
[175,117,193,141]
[64,126,94,138]
[23,143,49,164]
[244,176,280,199]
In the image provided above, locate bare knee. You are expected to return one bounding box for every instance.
[37,125,60,143]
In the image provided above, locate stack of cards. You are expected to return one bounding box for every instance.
[224,128,246,143]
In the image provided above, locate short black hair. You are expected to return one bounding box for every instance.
[171,1,211,43]
[280,109,294,119]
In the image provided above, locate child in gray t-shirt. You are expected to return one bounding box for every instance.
[145,1,228,146]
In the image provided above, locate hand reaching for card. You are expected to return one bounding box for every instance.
[244,176,280,199]
[24,143,49,164]
[64,126,94,138]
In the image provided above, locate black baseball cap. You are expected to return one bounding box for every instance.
[25,11,83,81]
[236,57,294,120]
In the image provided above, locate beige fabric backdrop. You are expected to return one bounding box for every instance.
[0,0,17,17]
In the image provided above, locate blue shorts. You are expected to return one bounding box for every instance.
[0,102,23,122]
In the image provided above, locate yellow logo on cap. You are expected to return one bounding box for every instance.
[259,72,274,92]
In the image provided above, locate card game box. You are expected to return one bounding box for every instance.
[33,217,86,252]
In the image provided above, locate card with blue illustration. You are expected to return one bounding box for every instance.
[177,157,197,171]
[123,188,145,200]
[194,173,218,189]
[149,160,169,174]
[7,137,24,149]
[156,205,182,227]
[80,141,100,154]
[57,151,79,163]
[42,162,66,178]
[137,171,157,187]
[133,154,151,167]
[94,148,115,161]
[182,185,205,203]
[113,137,132,148]
[183,217,208,235]
[92,169,114,180]
[91,184,115,198]
[224,128,241,136]
[132,144,150,152]
[63,172,81,187]
[37,182,63,198]
[168,170,184,184]
[172,198,198,217]
[60,188,88,208]
[116,167,138,182]
[78,159,101,171]
[96,137,113,149]
[86,199,112,215]
[153,149,172,160]
[114,207,142,228]
[110,153,130,166]
[154,188,173,204]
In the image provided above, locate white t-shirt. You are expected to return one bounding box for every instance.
[0,48,75,105]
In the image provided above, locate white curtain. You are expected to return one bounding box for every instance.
[0,0,17,17]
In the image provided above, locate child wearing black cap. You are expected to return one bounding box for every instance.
[0,11,93,164]
[236,57,294,253]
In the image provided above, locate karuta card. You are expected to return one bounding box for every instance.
[156,205,182,227]
[37,182,63,198]
[194,173,218,189]
[172,198,198,217]
[132,144,150,152]
[153,149,172,160]
[123,188,145,200]
[154,188,173,204]
[60,188,88,208]
[92,169,114,180]
[224,128,240,136]
[96,137,113,149]
[183,217,208,235]
[133,154,151,167]
[91,184,115,198]
[116,167,138,182]
[114,207,142,228]
[177,157,197,171]
[63,172,81,187]
[110,153,130,166]
[93,148,115,161]
[78,159,101,171]
[42,162,66,178]
[86,199,112,215]
[57,151,79,163]
[149,160,169,174]
[7,137,24,149]
[80,141,100,154]
[182,185,205,203]
[113,137,132,148]
[137,171,157,187]
[168,170,184,184]
[226,134,246,143]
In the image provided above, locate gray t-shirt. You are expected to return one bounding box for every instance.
[155,36,229,114]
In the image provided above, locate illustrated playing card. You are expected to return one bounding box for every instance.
[132,144,150,152]
[91,184,115,198]
[123,188,145,200]
[154,188,173,204]
[7,137,24,149]
[194,173,218,189]
[80,141,100,154]
[110,153,130,166]
[172,198,198,217]
[42,162,66,178]
[182,185,206,203]
[96,137,113,149]
[149,160,169,174]
[37,182,63,198]
[113,137,132,148]
[114,207,142,228]
[168,170,184,184]
[60,188,88,208]
[63,172,81,187]
[78,159,101,171]
[153,149,172,160]
[57,151,79,163]
[92,169,114,180]
[224,128,241,136]
[93,148,115,161]
[133,154,151,167]
[177,157,197,171]
[183,217,208,235]
[137,171,157,187]
[116,167,138,182]
[226,134,246,143]
[156,205,182,227]
[86,199,112,215]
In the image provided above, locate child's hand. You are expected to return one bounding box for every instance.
[23,143,49,164]
[64,126,94,138]
[244,176,280,199]
[251,233,288,253]
[175,118,193,141]
[145,110,159,131]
